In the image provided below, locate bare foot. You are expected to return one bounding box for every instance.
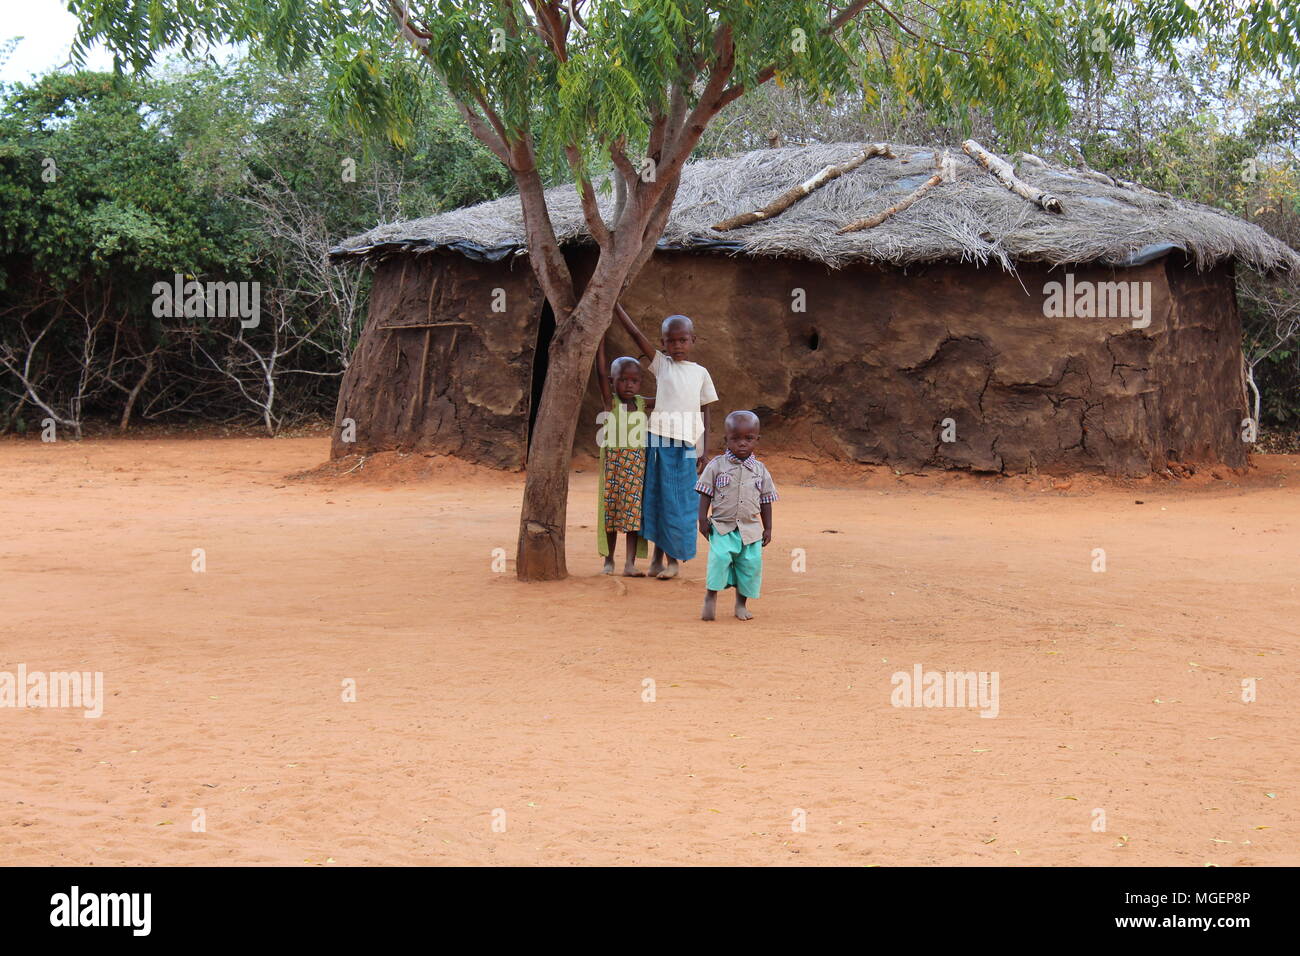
[656,559,679,580]
[602,558,615,575]
[648,561,664,576]
[701,592,717,621]
[735,597,753,621]
[623,565,646,577]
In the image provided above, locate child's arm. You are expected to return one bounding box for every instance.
[614,303,656,360]
[697,405,711,474]
[695,448,718,538]
[759,466,776,546]
[697,370,718,474]
[595,337,611,407]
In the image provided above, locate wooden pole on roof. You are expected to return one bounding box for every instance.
[963,139,1064,213]
[710,143,896,232]
[837,149,952,234]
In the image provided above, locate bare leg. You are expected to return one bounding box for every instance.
[734,594,754,621]
[649,544,665,577]
[701,589,718,621]
[622,533,645,576]
[602,531,616,574]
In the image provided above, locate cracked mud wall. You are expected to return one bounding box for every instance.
[1154,261,1248,469]
[331,251,543,467]
[338,248,1246,476]
[590,252,1245,476]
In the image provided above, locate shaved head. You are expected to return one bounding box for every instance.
[661,314,695,336]
[609,356,640,378]
[725,410,760,433]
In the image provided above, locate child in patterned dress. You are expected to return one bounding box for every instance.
[596,349,652,575]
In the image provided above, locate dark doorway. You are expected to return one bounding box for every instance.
[527,300,556,449]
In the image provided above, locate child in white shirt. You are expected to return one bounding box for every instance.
[615,305,718,579]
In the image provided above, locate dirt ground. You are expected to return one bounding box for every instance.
[1,436,1296,866]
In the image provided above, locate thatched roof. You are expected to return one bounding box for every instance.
[329,142,1300,275]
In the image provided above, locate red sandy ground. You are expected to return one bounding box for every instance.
[1,437,1296,866]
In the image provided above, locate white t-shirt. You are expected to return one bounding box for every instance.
[648,350,718,445]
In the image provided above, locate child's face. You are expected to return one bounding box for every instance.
[661,324,695,361]
[612,366,641,401]
[726,424,760,460]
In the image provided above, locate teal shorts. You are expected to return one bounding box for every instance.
[705,527,763,598]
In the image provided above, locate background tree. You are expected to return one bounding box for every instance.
[65,0,1300,578]
[0,56,508,435]
[0,70,236,436]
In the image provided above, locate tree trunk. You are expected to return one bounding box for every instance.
[511,157,692,580]
[515,284,619,580]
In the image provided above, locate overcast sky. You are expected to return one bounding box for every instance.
[1,0,119,84]
[2,0,240,85]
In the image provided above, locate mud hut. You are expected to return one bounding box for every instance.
[328,142,1299,476]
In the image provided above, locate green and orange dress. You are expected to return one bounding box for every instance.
[597,395,649,558]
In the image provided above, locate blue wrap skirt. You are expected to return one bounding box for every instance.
[642,438,699,561]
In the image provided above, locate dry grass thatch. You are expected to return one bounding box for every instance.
[329,142,1300,275]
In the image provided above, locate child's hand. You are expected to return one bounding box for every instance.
[699,518,711,539]
[761,528,772,547]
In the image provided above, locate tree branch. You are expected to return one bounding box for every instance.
[387,0,432,44]
[524,0,569,61]
[384,1,513,163]
[511,138,578,319]
[868,0,972,56]
[565,145,611,248]
[652,25,736,202]
[714,1,885,109]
